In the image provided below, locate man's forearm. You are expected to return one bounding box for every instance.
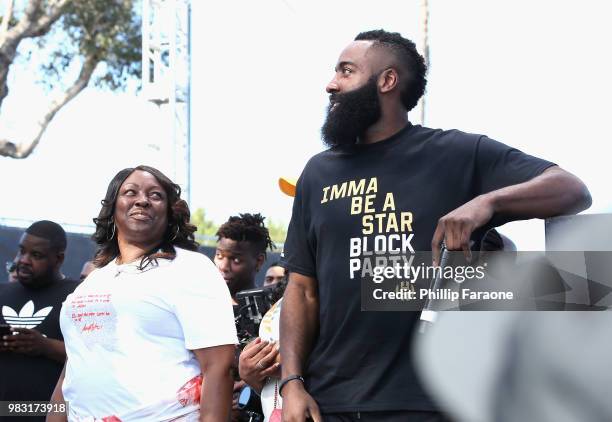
[485,166,591,220]
[43,338,67,363]
[280,275,319,379]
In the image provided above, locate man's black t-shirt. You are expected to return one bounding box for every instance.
[282,123,555,413]
[0,279,80,411]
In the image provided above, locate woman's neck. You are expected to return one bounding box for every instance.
[116,236,159,265]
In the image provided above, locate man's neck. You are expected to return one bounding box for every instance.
[361,109,409,145]
[23,272,62,290]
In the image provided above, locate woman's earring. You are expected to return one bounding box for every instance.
[170,225,179,241]
[108,220,116,241]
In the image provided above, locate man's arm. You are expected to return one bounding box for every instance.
[279,272,322,422]
[485,166,591,218]
[432,166,592,261]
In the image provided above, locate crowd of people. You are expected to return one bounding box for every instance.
[0,29,593,422]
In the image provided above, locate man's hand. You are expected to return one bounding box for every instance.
[1,327,66,362]
[281,381,322,422]
[2,327,49,356]
[238,338,281,392]
[432,195,494,264]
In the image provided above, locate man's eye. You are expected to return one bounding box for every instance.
[233,258,242,264]
[342,67,352,75]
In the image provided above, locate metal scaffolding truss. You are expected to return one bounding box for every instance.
[142,0,191,204]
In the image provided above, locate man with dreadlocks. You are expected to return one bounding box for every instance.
[214,213,276,422]
[214,213,275,304]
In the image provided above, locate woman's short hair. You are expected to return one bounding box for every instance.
[92,165,198,268]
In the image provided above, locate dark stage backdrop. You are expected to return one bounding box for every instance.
[0,225,281,286]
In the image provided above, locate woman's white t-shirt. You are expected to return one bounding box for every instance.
[60,247,237,421]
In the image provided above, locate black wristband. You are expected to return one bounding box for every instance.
[278,374,305,397]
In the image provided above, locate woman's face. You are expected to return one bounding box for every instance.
[114,170,169,246]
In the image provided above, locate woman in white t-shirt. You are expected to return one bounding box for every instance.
[48,165,237,422]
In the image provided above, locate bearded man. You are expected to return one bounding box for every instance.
[279,29,591,422]
[0,221,79,421]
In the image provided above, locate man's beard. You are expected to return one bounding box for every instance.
[227,277,255,299]
[18,265,55,289]
[321,75,381,147]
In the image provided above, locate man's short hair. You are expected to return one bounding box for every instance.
[355,29,427,112]
[25,220,67,252]
[216,213,274,256]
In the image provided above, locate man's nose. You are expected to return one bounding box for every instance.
[216,258,230,272]
[17,252,30,265]
[326,77,339,94]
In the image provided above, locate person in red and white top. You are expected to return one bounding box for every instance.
[239,275,288,422]
[48,165,237,422]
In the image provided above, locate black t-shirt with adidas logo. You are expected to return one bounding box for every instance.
[0,278,79,414]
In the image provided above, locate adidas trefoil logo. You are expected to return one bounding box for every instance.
[2,301,53,329]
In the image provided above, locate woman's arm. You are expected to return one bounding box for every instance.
[46,362,67,422]
[193,344,235,422]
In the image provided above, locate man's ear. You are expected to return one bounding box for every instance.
[255,253,266,272]
[55,251,65,270]
[379,68,399,93]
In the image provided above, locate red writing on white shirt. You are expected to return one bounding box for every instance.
[69,294,114,333]
[82,323,102,332]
